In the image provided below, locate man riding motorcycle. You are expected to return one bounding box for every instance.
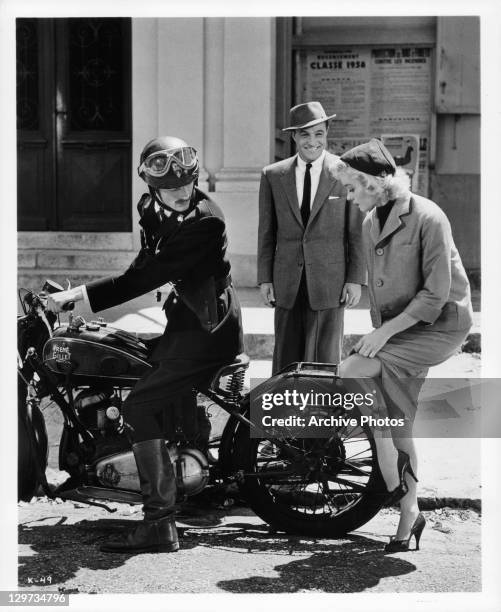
[47,136,244,553]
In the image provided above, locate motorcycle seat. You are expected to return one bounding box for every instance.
[137,333,163,357]
[136,332,162,341]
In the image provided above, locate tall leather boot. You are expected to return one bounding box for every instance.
[100,438,179,553]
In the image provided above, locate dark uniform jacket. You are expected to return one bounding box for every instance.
[85,188,243,361]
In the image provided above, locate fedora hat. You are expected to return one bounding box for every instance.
[282,101,336,132]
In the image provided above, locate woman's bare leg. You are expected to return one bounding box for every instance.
[392,436,420,539]
[339,355,400,491]
[340,354,421,540]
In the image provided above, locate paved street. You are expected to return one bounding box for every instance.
[18,502,480,594]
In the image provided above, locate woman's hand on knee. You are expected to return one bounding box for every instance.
[353,328,391,359]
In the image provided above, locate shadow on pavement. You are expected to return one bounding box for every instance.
[18,517,199,587]
[19,516,416,593]
[211,529,417,593]
[187,524,418,593]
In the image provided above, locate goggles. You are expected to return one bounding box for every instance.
[138,146,198,178]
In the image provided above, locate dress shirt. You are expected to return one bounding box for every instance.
[295,149,326,210]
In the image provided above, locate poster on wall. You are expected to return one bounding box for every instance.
[303,48,371,139]
[381,134,420,191]
[303,46,432,195]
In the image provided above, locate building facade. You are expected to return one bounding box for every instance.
[17,16,480,290]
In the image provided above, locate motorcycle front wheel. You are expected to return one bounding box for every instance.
[231,411,386,537]
[18,390,48,502]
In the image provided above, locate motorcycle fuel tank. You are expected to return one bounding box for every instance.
[43,324,152,381]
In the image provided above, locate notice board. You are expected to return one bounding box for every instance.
[301,46,432,195]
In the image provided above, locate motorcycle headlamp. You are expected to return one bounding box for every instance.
[138,147,198,179]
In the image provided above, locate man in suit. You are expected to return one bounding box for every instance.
[47,136,243,554]
[258,101,366,373]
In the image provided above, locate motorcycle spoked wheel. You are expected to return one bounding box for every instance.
[18,392,48,502]
[231,410,386,537]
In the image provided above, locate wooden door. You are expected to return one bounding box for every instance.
[16,19,55,230]
[17,18,132,232]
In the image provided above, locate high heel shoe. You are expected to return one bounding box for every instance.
[384,512,426,552]
[384,449,418,507]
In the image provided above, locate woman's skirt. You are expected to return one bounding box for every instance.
[371,325,470,426]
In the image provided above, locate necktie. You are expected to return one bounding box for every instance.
[301,163,312,227]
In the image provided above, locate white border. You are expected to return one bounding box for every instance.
[2,1,501,610]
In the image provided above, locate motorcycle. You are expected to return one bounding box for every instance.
[17,280,385,537]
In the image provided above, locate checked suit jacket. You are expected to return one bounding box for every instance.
[257,151,366,310]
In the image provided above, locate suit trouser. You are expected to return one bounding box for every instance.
[272,275,344,374]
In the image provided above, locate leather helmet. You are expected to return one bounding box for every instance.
[138,136,199,189]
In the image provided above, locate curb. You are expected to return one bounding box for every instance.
[244,332,480,360]
[416,497,481,512]
[137,331,480,360]
[31,491,481,514]
[462,333,481,353]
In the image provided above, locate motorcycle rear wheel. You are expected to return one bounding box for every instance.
[231,410,386,537]
[18,393,48,502]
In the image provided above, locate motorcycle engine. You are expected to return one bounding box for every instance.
[74,388,124,436]
[77,388,210,496]
[94,444,209,496]
[173,446,210,496]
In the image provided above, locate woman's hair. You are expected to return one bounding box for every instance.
[334,159,411,203]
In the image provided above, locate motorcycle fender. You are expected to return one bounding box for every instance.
[18,386,49,500]
[218,395,249,478]
[18,378,48,460]
[24,402,49,469]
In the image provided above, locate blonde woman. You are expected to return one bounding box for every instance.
[335,139,473,551]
